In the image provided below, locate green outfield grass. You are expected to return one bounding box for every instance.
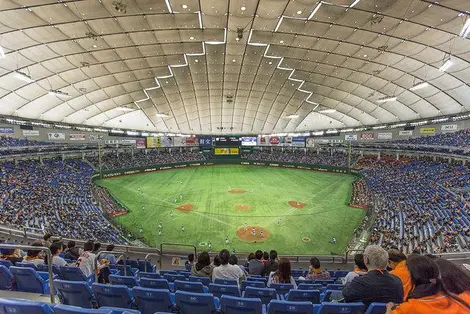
[96,165,366,255]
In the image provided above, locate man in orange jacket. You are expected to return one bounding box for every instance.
[388,249,412,300]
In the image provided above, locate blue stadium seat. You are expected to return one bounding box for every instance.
[247,276,268,284]
[140,278,172,291]
[297,284,322,291]
[9,266,52,294]
[325,284,344,291]
[270,283,295,296]
[243,286,277,305]
[132,287,176,314]
[285,289,320,304]
[91,283,134,309]
[295,279,314,285]
[291,270,305,278]
[159,270,177,276]
[241,280,265,291]
[138,272,161,280]
[176,271,191,277]
[137,260,155,273]
[189,275,211,286]
[109,275,138,289]
[267,300,315,314]
[208,283,241,298]
[16,261,39,270]
[53,304,112,314]
[116,265,138,277]
[99,307,141,314]
[364,302,387,314]
[318,302,365,314]
[0,299,53,314]
[60,266,95,286]
[174,290,219,314]
[163,273,186,283]
[333,271,349,278]
[174,280,208,293]
[54,279,96,308]
[37,264,61,276]
[215,278,238,286]
[0,259,13,268]
[322,290,344,302]
[315,280,334,286]
[0,265,13,290]
[220,295,263,314]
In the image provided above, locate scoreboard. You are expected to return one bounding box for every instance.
[214,136,240,147]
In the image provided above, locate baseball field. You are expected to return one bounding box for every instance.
[96,165,366,255]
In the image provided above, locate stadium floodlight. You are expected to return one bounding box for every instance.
[285,114,299,119]
[410,82,429,91]
[110,129,124,134]
[49,89,71,98]
[377,96,397,103]
[319,109,336,114]
[439,58,453,72]
[141,132,149,136]
[311,131,324,136]
[431,117,449,123]
[155,113,169,117]
[459,17,470,38]
[126,131,139,136]
[116,107,134,111]
[326,129,339,134]
[94,128,108,132]
[0,45,4,59]
[372,125,387,130]
[14,71,34,83]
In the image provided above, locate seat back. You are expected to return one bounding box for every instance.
[137,260,153,272]
[247,276,268,284]
[91,283,134,309]
[16,262,38,270]
[175,290,217,314]
[220,295,263,314]
[132,287,175,314]
[243,286,277,305]
[0,299,54,314]
[138,272,161,280]
[0,259,13,268]
[189,276,211,286]
[241,280,265,291]
[109,275,138,289]
[318,302,365,314]
[322,290,344,302]
[54,279,95,308]
[60,266,87,282]
[297,283,322,291]
[333,271,349,278]
[174,280,205,293]
[270,283,294,296]
[37,264,60,275]
[0,265,13,290]
[286,289,320,303]
[267,300,314,314]
[116,265,134,276]
[291,270,305,278]
[316,280,334,286]
[208,283,241,298]
[163,273,186,282]
[364,302,387,314]
[215,278,238,286]
[53,304,112,313]
[10,266,46,293]
[139,278,171,290]
[326,284,344,291]
[159,270,177,276]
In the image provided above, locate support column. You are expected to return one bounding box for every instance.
[396,152,399,161]
[377,151,381,160]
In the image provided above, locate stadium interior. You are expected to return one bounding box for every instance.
[0,0,470,313]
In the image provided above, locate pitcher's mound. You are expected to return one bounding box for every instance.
[228,189,247,194]
[236,226,270,242]
[235,204,252,211]
[288,201,306,209]
[176,203,193,212]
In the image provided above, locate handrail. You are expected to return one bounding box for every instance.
[160,243,197,270]
[143,253,161,272]
[95,250,127,279]
[0,243,55,303]
[345,249,365,263]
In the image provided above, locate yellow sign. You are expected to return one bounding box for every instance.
[146,137,162,148]
[420,127,435,134]
[214,148,230,155]
[230,148,239,155]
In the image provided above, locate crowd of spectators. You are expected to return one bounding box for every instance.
[0,158,125,244]
[87,150,207,170]
[395,129,470,147]
[349,179,373,209]
[0,136,56,147]
[91,186,128,218]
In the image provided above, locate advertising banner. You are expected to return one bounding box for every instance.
[69,134,86,141]
[269,136,280,145]
[345,134,358,141]
[399,130,413,136]
[198,136,213,147]
[0,127,14,134]
[292,137,306,147]
[283,137,293,146]
[89,134,103,141]
[441,124,458,132]
[136,138,146,149]
[147,136,173,148]
[48,132,65,140]
[172,137,185,147]
[331,139,344,144]
[420,127,436,134]
[360,133,375,140]
[377,132,393,140]
[23,130,39,137]
[241,137,257,146]
[258,136,268,146]
[185,136,198,146]
[214,148,239,155]
[306,138,316,147]
[120,139,136,145]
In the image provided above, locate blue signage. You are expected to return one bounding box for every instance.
[0,127,14,134]
[198,136,213,147]
[292,137,306,147]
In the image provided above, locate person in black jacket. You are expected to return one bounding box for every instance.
[342,245,404,308]
[264,250,279,274]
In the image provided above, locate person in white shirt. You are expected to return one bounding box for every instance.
[212,249,245,284]
[48,242,67,267]
[77,240,97,277]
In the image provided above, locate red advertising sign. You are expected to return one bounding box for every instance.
[185,136,198,146]
[360,133,375,140]
[136,138,146,149]
[269,136,280,145]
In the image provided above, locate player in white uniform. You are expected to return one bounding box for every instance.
[181,225,185,232]
[225,236,229,245]
[244,223,248,232]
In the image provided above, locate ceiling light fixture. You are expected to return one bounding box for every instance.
[49,89,71,98]
[297,10,302,15]
[155,113,169,117]
[182,4,188,9]
[319,109,337,113]
[0,45,4,58]
[189,36,194,40]
[459,17,470,38]
[410,82,429,91]
[285,114,299,119]
[14,71,34,83]
[439,58,453,72]
[241,6,246,11]
[279,40,284,44]
[308,2,322,20]
[349,0,361,8]
[116,106,134,111]
[377,96,397,103]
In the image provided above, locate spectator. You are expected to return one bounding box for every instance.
[99,244,117,265]
[264,250,279,274]
[63,241,80,261]
[0,246,23,265]
[42,233,53,247]
[307,257,331,280]
[212,249,245,283]
[262,251,269,264]
[249,250,265,275]
[46,242,67,267]
[389,249,412,300]
[213,255,221,267]
[434,258,470,297]
[341,253,368,284]
[24,241,44,266]
[244,252,255,268]
[92,242,101,254]
[267,257,297,288]
[229,254,246,275]
[191,251,213,278]
[386,255,470,313]
[185,253,194,272]
[343,245,404,308]
[77,240,105,278]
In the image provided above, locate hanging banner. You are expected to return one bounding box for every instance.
[420,127,436,134]
[105,140,119,145]
[0,127,14,134]
[173,137,185,147]
[399,130,413,136]
[69,134,86,141]
[360,133,375,140]
[147,136,173,148]
[441,124,458,132]
[89,134,103,141]
[120,139,136,145]
[377,133,393,140]
[48,132,65,140]
[258,136,268,146]
[23,130,39,137]
[185,136,198,146]
[199,136,213,147]
[345,134,358,141]
[292,137,306,147]
[306,138,316,147]
[269,136,280,145]
[136,138,146,149]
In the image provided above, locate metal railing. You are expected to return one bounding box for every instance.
[160,243,196,270]
[144,253,161,272]
[0,243,55,303]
